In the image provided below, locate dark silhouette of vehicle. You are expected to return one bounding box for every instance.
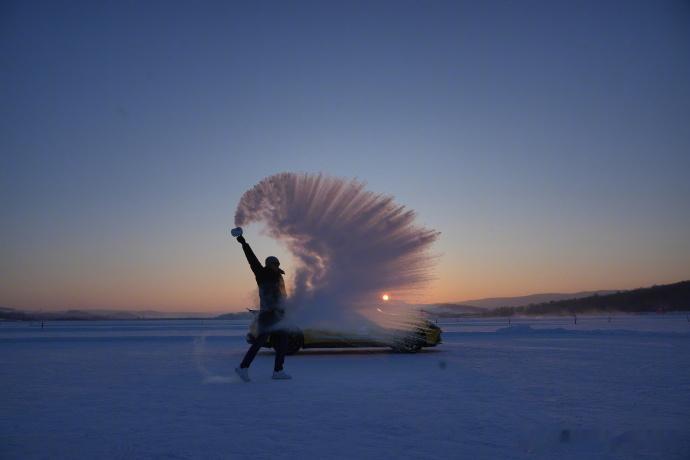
[245,310,442,355]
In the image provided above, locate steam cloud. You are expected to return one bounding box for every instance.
[235,173,439,327]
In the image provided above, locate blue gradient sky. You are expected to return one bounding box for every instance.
[2,0,689,311]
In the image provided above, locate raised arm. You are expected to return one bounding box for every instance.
[237,236,262,275]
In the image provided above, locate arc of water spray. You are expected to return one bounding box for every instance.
[234,173,440,328]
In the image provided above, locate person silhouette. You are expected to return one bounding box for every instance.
[234,234,291,381]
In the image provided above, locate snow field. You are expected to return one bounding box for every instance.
[2,316,689,459]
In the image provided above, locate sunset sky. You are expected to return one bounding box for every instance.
[2,1,689,312]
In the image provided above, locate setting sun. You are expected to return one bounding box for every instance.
[382,294,390,301]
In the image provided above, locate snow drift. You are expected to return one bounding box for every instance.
[234,172,440,328]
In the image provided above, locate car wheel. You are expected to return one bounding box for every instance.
[393,338,421,353]
[285,332,304,355]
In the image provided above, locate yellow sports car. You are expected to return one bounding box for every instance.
[246,311,442,355]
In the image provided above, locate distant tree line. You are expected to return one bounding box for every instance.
[0,308,253,322]
[0,308,33,321]
[484,280,690,316]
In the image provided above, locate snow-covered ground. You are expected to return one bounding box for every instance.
[2,315,689,459]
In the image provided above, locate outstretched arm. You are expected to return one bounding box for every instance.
[237,236,262,275]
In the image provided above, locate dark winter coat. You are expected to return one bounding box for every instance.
[241,241,287,330]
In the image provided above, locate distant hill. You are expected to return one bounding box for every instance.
[421,303,486,317]
[458,290,617,309]
[485,281,690,316]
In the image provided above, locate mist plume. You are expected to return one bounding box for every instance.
[235,173,439,326]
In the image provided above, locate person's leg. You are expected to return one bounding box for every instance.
[240,333,269,369]
[272,331,288,372]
